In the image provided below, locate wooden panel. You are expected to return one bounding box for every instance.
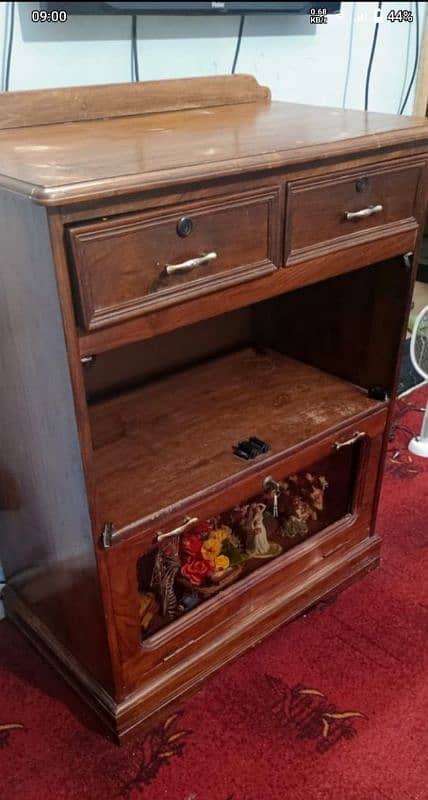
[68,187,281,330]
[57,148,428,226]
[254,258,412,395]
[84,307,252,400]
[0,190,114,691]
[285,160,423,265]
[137,446,357,641]
[102,410,386,694]
[0,74,270,130]
[88,347,383,539]
[78,223,418,357]
[414,19,428,117]
[0,93,427,205]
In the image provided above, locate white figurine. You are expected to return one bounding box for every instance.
[248,502,271,556]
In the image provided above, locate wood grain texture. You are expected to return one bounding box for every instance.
[285,159,423,265]
[0,88,427,205]
[101,407,387,553]
[45,211,127,697]
[83,308,252,400]
[79,222,417,356]
[68,186,281,330]
[89,347,381,537]
[0,74,270,130]
[102,411,386,676]
[253,258,413,396]
[0,190,114,691]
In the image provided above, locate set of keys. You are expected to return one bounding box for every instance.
[263,475,282,518]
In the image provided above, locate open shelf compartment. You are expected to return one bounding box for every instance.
[89,347,380,534]
[85,258,410,538]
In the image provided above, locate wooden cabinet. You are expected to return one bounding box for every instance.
[0,75,427,743]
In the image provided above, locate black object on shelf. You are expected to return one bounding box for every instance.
[233,437,270,460]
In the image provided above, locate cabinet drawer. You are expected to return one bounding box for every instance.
[285,160,423,266]
[68,188,281,331]
[104,408,386,692]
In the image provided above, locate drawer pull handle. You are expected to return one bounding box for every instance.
[333,431,365,451]
[345,204,383,221]
[156,516,198,542]
[165,251,217,275]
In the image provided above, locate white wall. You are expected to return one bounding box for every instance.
[0,2,426,114]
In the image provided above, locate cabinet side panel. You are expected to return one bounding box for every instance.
[0,190,113,691]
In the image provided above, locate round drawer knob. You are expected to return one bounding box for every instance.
[355,177,369,193]
[176,216,193,237]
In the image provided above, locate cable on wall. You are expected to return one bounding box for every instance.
[342,1,356,108]
[3,1,15,92]
[399,1,420,114]
[231,15,245,74]
[364,1,383,111]
[131,14,140,82]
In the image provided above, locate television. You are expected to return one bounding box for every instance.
[40,2,341,15]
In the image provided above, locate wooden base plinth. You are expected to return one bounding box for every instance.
[3,534,380,744]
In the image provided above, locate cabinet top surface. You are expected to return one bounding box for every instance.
[0,75,427,206]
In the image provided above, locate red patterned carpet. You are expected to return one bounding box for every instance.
[1,387,427,800]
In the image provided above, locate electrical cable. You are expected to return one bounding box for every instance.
[399,1,420,114]
[231,15,245,74]
[397,2,414,112]
[131,14,140,82]
[3,1,15,92]
[364,1,383,111]
[342,1,357,108]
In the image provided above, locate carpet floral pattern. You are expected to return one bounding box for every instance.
[0,386,427,800]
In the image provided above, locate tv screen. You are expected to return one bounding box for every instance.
[40,2,341,15]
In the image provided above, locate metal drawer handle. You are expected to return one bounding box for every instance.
[156,516,198,542]
[333,431,366,451]
[165,251,217,275]
[346,204,383,221]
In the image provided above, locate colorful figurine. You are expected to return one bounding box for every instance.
[143,470,327,635]
[279,473,328,539]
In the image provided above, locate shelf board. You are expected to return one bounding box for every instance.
[89,347,381,533]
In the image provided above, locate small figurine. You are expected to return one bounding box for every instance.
[138,592,159,631]
[245,502,282,558]
[151,540,180,620]
[279,473,329,539]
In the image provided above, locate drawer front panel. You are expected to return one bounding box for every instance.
[68,188,281,331]
[136,445,354,642]
[103,409,386,692]
[286,160,423,265]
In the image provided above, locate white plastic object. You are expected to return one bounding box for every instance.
[408,305,428,458]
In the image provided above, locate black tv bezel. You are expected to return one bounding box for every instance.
[40,2,341,15]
